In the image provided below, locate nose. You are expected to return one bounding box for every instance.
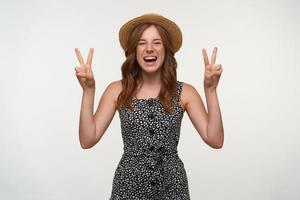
[145,43,154,53]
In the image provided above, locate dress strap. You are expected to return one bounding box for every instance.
[177,80,184,96]
[174,81,184,111]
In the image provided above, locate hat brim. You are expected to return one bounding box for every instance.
[119,13,182,53]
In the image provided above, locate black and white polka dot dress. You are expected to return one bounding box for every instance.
[110,80,190,200]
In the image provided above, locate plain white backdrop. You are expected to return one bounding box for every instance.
[1,0,299,199]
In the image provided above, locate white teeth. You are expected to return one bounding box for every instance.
[143,56,157,62]
[144,56,157,59]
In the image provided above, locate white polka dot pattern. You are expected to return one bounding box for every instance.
[110,81,190,199]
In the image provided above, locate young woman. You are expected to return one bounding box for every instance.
[74,13,224,199]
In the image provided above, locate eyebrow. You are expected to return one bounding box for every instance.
[139,38,162,41]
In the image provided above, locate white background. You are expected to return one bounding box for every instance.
[1,0,299,199]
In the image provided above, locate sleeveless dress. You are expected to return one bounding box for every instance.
[109,80,190,200]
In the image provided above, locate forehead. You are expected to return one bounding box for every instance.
[139,25,162,40]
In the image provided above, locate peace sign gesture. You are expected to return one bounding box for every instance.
[74,48,95,90]
[202,47,223,90]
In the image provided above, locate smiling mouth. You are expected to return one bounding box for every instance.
[143,56,157,63]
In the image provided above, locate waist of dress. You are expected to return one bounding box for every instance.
[122,148,179,158]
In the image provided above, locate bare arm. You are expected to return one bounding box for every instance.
[202,47,224,148]
[183,47,224,149]
[205,88,224,148]
[78,81,121,149]
[74,48,119,149]
[183,83,209,145]
[78,87,96,149]
[184,83,224,149]
[92,81,121,147]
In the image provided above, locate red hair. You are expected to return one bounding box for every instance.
[116,23,180,113]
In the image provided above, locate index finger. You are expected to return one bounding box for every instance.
[75,48,85,65]
[86,48,94,65]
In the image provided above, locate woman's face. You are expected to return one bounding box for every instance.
[136,25,165,73]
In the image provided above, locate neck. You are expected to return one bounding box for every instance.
[140,71,161,87]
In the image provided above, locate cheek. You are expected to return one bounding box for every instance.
[159,50,165,62]
[136,56,143,66]
[136,49,143,61]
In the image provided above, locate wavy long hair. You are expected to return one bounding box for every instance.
[116,23,180,113]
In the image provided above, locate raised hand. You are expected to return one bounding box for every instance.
[74,48,95,90]
[202,47,223,90]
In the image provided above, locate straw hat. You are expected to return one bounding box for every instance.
[119,13,182,53]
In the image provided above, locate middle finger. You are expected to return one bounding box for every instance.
[202,48,209,67]
[211,47,218,65]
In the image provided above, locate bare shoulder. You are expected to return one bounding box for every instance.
[106,79,122,104]
[181,81,202,110]
[108,79,122,91]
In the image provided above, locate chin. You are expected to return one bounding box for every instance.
[141,63,163,72]
[141,67,160,73]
